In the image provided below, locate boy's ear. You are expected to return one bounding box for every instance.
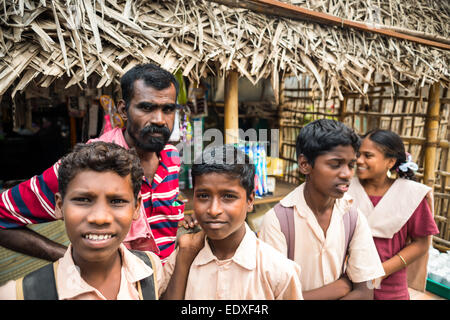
[298,154,312,175]
[54,192,64,220]
[247,191,255,213]
[132,194,142,221]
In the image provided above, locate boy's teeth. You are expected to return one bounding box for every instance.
[85,234,112,240]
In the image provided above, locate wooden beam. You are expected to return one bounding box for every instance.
[209,0,450,51]
[423,82,441,188]
[224,70,239,144]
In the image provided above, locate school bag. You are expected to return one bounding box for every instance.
[15,250,158,300]
[274,202,358,273]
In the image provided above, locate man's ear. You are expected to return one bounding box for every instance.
[117,99,128,121]
[247,191,255,213]
[298,154,312,175]
[55,192,64,220]
[132,194,142,221]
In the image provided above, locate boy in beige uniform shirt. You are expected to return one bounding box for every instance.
[0,142,199,300]
[160,145,303,300]
[259,119,384,299]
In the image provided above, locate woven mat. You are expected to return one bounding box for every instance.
[0,220,69,285]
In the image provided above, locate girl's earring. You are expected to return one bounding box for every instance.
[387,169,398,179]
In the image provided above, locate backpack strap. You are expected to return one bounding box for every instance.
[17,261,59,300]
[274,203,295,261]
[17,251,159,300]
[342,205,358,273]
[130,250,158,300]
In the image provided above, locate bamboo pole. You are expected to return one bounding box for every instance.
[224,70,239,144]
[423,82,441,188]
[278,73,285,159]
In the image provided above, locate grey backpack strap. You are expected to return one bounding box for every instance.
[130,250,158,300]
[274,203,295,261]
[342,205,359,273]
[19,262,58,300]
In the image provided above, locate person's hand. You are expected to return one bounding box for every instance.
[176,230,205,263]
[179,214,199,229]
[178,230,205,254]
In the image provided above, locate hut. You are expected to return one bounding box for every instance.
[0,0,449,291]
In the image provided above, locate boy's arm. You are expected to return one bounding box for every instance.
[339,281,373,300]
[0,227,66,261]
[345,212,385,296]
[302,274,352,300]
[160,230,205,300]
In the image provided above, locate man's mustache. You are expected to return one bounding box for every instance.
[140,125,171,138]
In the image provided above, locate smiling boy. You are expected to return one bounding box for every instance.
[0,142,197,300]
[259,119,385,299]
[159,145,303,300]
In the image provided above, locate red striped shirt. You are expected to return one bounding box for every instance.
[0,128,184,263]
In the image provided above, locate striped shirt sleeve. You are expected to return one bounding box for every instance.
[0,162,61,229]
[144,144,184,263]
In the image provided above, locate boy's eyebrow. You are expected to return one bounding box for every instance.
[194,188,240,194]
[220,189,241,194]
[67,190,96,196]
[68,190,131,197]
[326,157,357,162]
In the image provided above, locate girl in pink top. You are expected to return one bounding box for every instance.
[348,129,439,300]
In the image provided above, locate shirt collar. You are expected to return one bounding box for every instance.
[148,144,180,188]
[192,223,257,270]
[280,182,354,218]
[56,244,153,300]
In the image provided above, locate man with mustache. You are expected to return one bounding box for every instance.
[0,64,184,264]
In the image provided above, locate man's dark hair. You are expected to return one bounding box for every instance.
[120,63,179,109]
[296,119,361,166]
[191,144,255,198]
[58,142,143,201]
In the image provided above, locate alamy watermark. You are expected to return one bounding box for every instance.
[175,128,279,164]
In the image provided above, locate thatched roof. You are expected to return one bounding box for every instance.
[0,0,449,100]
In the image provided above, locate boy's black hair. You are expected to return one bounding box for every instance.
[120,63,179,109]
[296,119,360,166]
[364,129,415,181]
[191,144,255,198]
[57,142,143,201]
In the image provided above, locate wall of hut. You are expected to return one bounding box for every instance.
[278,74,450,251]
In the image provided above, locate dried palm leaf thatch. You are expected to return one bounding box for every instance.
[0,0,448,100]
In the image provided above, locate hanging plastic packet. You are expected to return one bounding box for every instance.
[260,143,268,195]
[169,109,181,142]
[182,113,193,143]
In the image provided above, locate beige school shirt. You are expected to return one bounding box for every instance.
[259,183,385,291]
[0,244,163,300]
[160,223,303,300]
